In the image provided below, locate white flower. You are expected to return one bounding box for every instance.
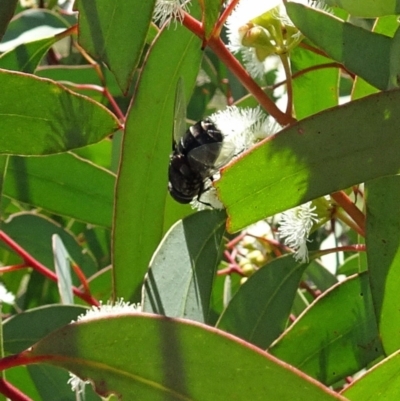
[67,373,89,395]
[74,298,141,322]
[190,106,280,210]
[278,201,318,263]
[241,47,272,80]
[0,283,15,305]
[210,105,279,153]
[153,0,191,27]
[68,299,141,395]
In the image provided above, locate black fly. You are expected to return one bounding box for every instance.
[168,78,233,205]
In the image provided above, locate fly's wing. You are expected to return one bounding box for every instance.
[187,142,235,178]
[173,77,187,145]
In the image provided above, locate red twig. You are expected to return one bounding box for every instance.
[71,262,91,295]
[218,266,246,276]
[0,378,32,401]
[211,0,240,39]
[181,13,295,126]
[0,231,99,306]
[226,232,246,248]
[0,352,48,372]
[218,250,246,276]
[331,191,366,236]
[314,244,366,257]
[0,264,27,273]
[300,281,321,299]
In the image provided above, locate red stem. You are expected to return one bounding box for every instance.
[182,13,295,126]
[225,232,246,248]
[103,87,126,122]
[71,263,91,295]
[218,266,246,276]
[315,244,366,256]
[0,352,48,371]
[0,378,32,401]
[0,231,99,306]
[0,264,27,273]
[331,192,366,236]
[300,281,321,299]
[211,0,241,39]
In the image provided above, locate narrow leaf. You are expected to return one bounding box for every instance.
[52,235,73,305]
[365,175,400,354]
[113,25,202,301]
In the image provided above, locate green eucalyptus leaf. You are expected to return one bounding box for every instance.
[352,15,400,99]
[143,210,226,323]
[217,255,308,348]
[0,70,120,155]
[0,0,18,41]
[269,273,384,385]
[3,304,87,353]
[52,235,74,305]
[4,154,115,227]
[291,44,339,119]
[0,35,59,73]
[365,175,400,355]
[342,350,400,400]
[113,23,202,301]
[286,2,391,90]
[28,314,349,401]
[389,26,400,88]
[201,0,224,40]
[323,0,400,17]
[76,0,156,93]
[1,213,97,282]
[217,89,400,232]
[0,8,69,52]
[304,260,338,292]
[36,65,122,98]
[6,366,41,401]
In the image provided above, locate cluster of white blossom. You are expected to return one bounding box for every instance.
[191,105,280,211]
[278,201,319,262]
